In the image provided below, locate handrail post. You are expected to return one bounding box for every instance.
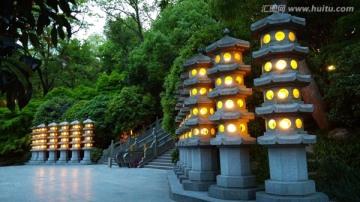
[110,140,114,157]
[153,128,158,157]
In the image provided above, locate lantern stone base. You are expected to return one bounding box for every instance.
[37,150,47,163]
[256,191,329,202]
[69,149,81,163]
[46,150,58,163]
[80,149,93,164]
[57,150,68,164]
[182,179,216,191]
[27,151,39,164]
[208,185,260,200]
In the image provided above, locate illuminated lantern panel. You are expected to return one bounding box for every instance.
[215,55,221,63]
[210,128,216,135]
[236,76,243,85]
[293,88,300,99]
[237,99,244,108]
[218,124,225,133]
[209,108,215,115]
[266,90,274,100]
[268,119,276,129]
[217,101,223,109]
[193,128,199,136]
[295,118,303,128]
[264,62,272,72]
[201,128,209,136]
[263,34,271,44]
[275,59,287,70]
[200,107,208,115]
[192,88,197,95]
[225,100,234,109]
[223,53,232,62]
[216,78,222,86]
[234,53,241,61]
[290,59,298,69]
[239,124,246,133]
[191,69,197,76]
[277,88,289,99]
[289,32,296,41]
[224,76,233,85]
[199,88,207,95]
[275,31,285,41]
[199,68,207,76]
[193,108,198,115]
[279,118,291,130]
[227,124,237,133]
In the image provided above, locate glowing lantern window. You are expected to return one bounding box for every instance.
[236,76,243,84]
[215,55,221,63]
[289,32,296,41]
[266,90,274,100]
[223,53,231,62]
[219,125,225,132]
[201,128,209,135]
[200,108,208,115]
[209,88,213,92]
[199,88,207,95]
[277,89,289,99]
[192,88,197,95]
[279,118,291,129]
[263,34,271,44]
[239,124,246,132]
[188,132,192,138]
[225,100,234,109]
[217,101,223,109]
[191,69,197,76]
[216,78,222,86]
[211,128,216,135]
[276,60,287,70]
[275,31,285,41]
[193,128,199,135]
[237,99,244,108]
[224,76,233,85]
[291,60,298,69]
[199,68,206,76]
[210,108,214,115]
[193,108,198,115]
[295,118,303,128]
[293,89,300,98]
[227,124,236,133]
[268,119,276,129]
[264,62,272,72]
[234,53,241,61]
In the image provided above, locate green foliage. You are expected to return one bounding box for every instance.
[105,86,156,135]
[33,97,74,125]
[91,147,103,163]
[313,131,360,201]
[96,71,127,93]
[171,148,179,164]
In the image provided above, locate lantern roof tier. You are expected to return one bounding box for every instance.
[206,29,250,55]
[183,77,213,87]
[207,87,252,98]
[184,96,213,106]
[59,121,69,126]
[207,63,251,76]
[209,111,254,122]
[180,71,189,80]
[185,117,214,126]
[70,134,82,138]
[83,118,94,124]
[37,123,46,128]
[48,122,58,127]
[70,120,81,125]
[253,44,308,64]
[82,140,95,144]
[182,53,212,69]
[254,73,311,88]
[256,103,313,115]
[257,133,316,145]
[82,133,95,137]
[175,125,190,135]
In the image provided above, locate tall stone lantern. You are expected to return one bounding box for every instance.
[29,126,40,164]
[69,120,82,163]
[81,118,95,164]
[181,52,219,191]
[57,121,70,163]
[251,12,328,201]
[36,123,48,163]
[206,29,259,200]
[46,122,59,163]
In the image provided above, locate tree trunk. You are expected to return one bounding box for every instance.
[299,60,329,129]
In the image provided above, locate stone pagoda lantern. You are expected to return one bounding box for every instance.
[29,126,40,164]
[57,121,70,163]
[69,120,82,163]
[251,12,328,201]
[81,118,95,164]
[36,123,48,163]
[206,29,259,200]
[181,51,219,191]
[46,122,59,163]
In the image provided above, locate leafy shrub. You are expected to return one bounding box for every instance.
[91,147,103,163]
[171,148,179,164]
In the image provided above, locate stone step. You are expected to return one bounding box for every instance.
[143,165,174,170]
[152,158,172,163]
[148,162,174,167]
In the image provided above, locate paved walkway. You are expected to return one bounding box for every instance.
[0,165,174,202]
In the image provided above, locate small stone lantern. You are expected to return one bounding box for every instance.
[80,118,95,164]
[206,29,259,200]
[46,122,59,163]
[69,120,82,163]
[36,123,48,163]
[28,126,40,164]
[251,12,329,201]
[181,52,219,191]
[57,121,70,163]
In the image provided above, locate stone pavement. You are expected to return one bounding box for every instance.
[0,165,175,202]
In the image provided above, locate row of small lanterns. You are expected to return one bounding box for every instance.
[28,119,95,164]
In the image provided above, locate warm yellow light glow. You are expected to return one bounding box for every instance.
[223,53,231,62]
[225,100,234,109]
[268,119,276,129]
[276,60,287,70]
[224,76,233,85]
[192,88,197,95]
[188,132,192,138]
[210,108,214,115]
[277,89,289,99]
[234,53,241,61]
[275,31,285,41]
[217,101,223,109]
[291,60,297,69]
[295,118,303,128]
[279,118,291,129]
[289,32,296,41]
[293,89,300,98]
[199,68,207,76]
[266,90,274,100]
[327,65,336,71]
[239,124,246,132]
[191,69,197,76]
[215,55,221,63]
[193,128,199,135]
[199,88,207,95]
[209,88,213,92]
[237,99,244,108]
[201,128,209,135]
[236,76,243,84]
[264,62,272,72]
[263,34,271,44]
[216,78,222,86]
[193,108,198,115]
[227,124,236,133]
[200,108,208,115]
[219,125,225,132]
[211,128,216,135]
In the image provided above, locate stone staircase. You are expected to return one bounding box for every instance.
[143,148,175,170]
